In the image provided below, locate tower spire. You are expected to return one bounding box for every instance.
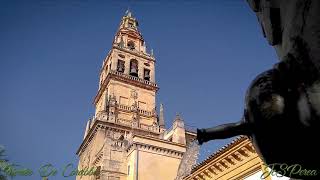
[118,8,139,32]
[125,7,132,17]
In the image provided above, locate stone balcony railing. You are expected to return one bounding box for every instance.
[116,118,160,133]
[92,113,160,134]
[118,104,131,111]
[138,109,153,116]
[117,118,132,126]
[118,103,153,117]
[92,109,159,133]
[110,70,157,87]
[139,123,160,132]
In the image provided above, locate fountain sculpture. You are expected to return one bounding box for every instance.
[197,0,320,179]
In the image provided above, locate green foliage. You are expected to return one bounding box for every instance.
[0,145,8,180]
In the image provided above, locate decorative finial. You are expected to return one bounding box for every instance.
[125,8,132,17]
[159,103,165,128]
[175,113,183,121]
[151,48,154,56]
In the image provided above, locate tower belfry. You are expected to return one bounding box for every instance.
[77,11,196,180]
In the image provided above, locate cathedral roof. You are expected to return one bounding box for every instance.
[191,136,247,173]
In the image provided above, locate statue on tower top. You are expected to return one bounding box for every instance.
[125,9,132,17]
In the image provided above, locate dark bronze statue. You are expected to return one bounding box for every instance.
[197,0,320,179]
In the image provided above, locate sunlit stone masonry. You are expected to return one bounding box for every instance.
[183,136,290,180]
[76,10,196,180]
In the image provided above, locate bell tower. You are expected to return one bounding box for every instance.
[94,10,158,128]
[77,10,196,180]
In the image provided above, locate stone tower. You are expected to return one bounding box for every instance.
[76,10,196,180]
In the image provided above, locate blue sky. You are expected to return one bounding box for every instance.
[0,0,277,179]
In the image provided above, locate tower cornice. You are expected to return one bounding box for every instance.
[94,70,158,105]
[116,28,144,42]
[112,45,155,61]
[77,118,162,156]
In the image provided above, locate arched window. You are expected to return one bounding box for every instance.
[130,59,138,77]
[117,60,125,73]
[144,69,150,81]
[127,41,135,50]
